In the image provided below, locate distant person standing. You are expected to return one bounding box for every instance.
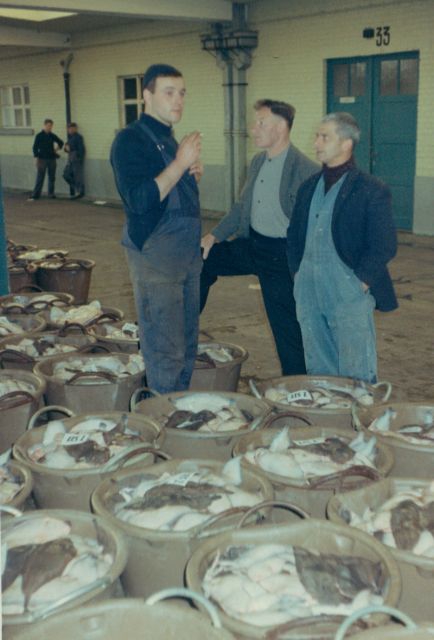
[64,122,85,199]
[28,119,63,200]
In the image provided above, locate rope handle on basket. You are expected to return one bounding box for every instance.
[130,386,161,410]
[145,588,222,628]
[249,378,262,399]
[237,500,310,528]
[372,381,392,403]
[67,370,118,384]
[0,390,35,409]
[103,446,171,472]
[16,284,43,293]
[2,304,29,315]
[334,605,418,640]
[196,506,252,538]
[78,343,111,354]
[55,258,94,271]
[57,323,88,336]
[262,410,313,429]
[307,465,381,490]
[93,312,121,325]
[0,349,35,367]
[27,404,75,430]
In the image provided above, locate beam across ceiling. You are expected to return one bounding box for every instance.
[0,0,233,21]
[0,24,70,45]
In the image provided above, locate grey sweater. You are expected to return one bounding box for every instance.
[212,143,318,242]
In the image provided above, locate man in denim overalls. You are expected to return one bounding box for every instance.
[111,64,202,393]
[287,113,398,383]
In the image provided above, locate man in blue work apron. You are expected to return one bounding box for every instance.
[111,64,202,393]
[287,112,398,383]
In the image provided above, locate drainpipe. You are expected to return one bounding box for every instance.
[60,53,74,125]
[0,175,9,295]
[200,6,258,210]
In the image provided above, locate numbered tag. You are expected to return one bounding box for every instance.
[293,437,326,447]
[286,390,313,403]
[62,433,90,446]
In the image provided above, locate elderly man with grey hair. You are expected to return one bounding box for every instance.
[287,112,398,383]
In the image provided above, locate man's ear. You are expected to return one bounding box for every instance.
[143,88,151,107]
[342,137,353,155]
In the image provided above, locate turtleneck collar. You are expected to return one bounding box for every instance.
[141,112,172,137]
[322,157,355,193]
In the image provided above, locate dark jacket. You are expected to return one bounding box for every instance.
[32,130,64,159]
[212,144,318,242]
[111,113,198,250]
[66,132,85,160]
[287,168,398,312]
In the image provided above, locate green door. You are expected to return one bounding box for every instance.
[327,52,418,230]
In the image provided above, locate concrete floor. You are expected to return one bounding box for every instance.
[3,190,434,402]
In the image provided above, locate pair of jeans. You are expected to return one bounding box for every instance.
[200,229,306,375]
[32,158,56,198]
[126,245,200,394]
[294,269,377,383]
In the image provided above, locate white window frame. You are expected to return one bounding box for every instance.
[0,84,32,129]
[118,75,144,127]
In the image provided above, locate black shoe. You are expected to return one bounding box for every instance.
[48,194,56,199]
[71,193,84,200]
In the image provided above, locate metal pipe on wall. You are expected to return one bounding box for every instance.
[0,175,10,295]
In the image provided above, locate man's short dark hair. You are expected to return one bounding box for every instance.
[68,122,77,128]
[44,118,53,125]
[142,64,183,94]
[254,99,296,130]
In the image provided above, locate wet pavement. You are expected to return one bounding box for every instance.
[3,190,434,401]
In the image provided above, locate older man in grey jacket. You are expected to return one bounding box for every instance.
[201,99,318,375]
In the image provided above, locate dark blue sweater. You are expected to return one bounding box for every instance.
[287,168,398,312]
[111,114,198,251]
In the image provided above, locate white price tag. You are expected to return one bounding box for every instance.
[293,437,326,447]
[62,433,90,446]
[286,390,313,403]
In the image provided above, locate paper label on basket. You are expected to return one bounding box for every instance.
[168,472,202,487]
[62,433,90,446]
[286,390,312,403]
[292,437,326,446]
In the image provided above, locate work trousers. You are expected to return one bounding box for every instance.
[31,158,56,198]
[200,229,306,375]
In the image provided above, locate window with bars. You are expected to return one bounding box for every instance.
[0,84,32,128]
[119,75,144,126]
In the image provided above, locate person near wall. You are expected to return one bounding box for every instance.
[287,112,398,383]
[110,63,203,394]
[200,100,318,375]
[64,122,86,199]
[28,119,64,201]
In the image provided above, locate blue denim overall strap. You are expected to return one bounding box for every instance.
[294,175,377,382]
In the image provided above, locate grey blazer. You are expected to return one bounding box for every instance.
[211,144,318,242]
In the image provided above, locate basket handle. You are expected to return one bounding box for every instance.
[57,323,88,336]
[3,304,28,314]
[78,343,112,354]
[16,284,43,293]
[262,410,312,429]
[67,370,118,384]
[103,446,171,472]
[145,588,222,628]
[334,605,418,640]
[130,386,161,410]
[249,378,262,399]
[237,500,310,528]
[196,506,252,538]
[307,465,381,490]
[28,404,75,430]
[0,390,35,409]
[266,614,359,640]
[372,380,392,403]
[93,312,120,325]
[0,349,35,368]
[57,258,94,271]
